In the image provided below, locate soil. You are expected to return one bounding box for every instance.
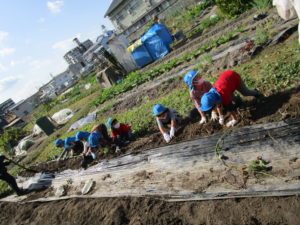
[1,196,300,225]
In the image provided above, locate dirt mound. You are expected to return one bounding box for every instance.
[0,196,299,225]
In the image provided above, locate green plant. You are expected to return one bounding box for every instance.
[186,15,223,38]
[168,1,212,32]
[254,25,270,45]
[0,128,28,155]
[251,0,272,10]
[183,1,212,21]
[215,0,250,18]
[67,178,73,185]
[243,157,272,177]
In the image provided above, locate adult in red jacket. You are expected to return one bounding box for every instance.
[200,70,263,127]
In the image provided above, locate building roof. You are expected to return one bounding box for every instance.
[9,100,26,110]
[104,0,125,17]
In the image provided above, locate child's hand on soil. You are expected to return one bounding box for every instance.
[170,127,175,138]
[115,146,121,153]
[199,116,207,124]
[219,115,225,125]
[211,111,218,121]
[226,119,238,127]
[163,133,171,143]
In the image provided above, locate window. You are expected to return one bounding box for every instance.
[115,11,125,22]
[125,0,141,14]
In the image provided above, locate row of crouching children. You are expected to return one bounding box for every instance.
[153,69,263,142]
[55,69,263,168]
[55,118,134,169]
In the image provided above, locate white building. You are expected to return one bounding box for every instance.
[9,95,38,119]
[105,0,202,41]
[105,0,177,41]
[52,71,73,90]
[63,39,93,65]
[0,98,15,115]
[39,70,74,101]
[82,30,115,64]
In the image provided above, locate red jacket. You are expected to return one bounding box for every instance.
[111,123,131,138]
[214,70,241,105]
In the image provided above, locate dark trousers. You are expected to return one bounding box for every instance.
[113,131,134,147]
[119,131,134,142]
[81,155,94,170]
[0,172,22,195]
[72,141,84,155]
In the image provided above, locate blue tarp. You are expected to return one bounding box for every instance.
[141,24,173,61]
[130,44,154,68]
[148,24,173,46]
[129,24,173,67]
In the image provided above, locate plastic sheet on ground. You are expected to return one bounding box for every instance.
[14,136,34,156]
[84,83,91,90]
[51,109,74,125]
[17,120,300,202]
[68,112,97,131]
[273,0,300,43]
[32,125,43,136]
[273,0,297,20]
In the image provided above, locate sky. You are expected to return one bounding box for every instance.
[0,0,114,103]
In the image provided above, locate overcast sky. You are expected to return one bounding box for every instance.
[0,0,114,103]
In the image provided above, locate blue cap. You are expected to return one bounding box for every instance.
[107,118,116,128]
[88,132,101,148]
[200,88,221,111]
[153,104,167,116]
[75,131,90,141]
[55,139,64,147]
[184,70,199,90]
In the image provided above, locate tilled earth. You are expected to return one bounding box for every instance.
[1,196,300,225]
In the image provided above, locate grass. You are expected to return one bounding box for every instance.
[186,15,224,38]
[32,72,99,120]
[167,1,212,32]
[117,87,192,135]
[251,0,272,11]
[235,38,300,94]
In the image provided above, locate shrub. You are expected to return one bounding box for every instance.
[251,0,272,10]
[215,0,250,18]
[0,127,28,155]
[254,24,270,45]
